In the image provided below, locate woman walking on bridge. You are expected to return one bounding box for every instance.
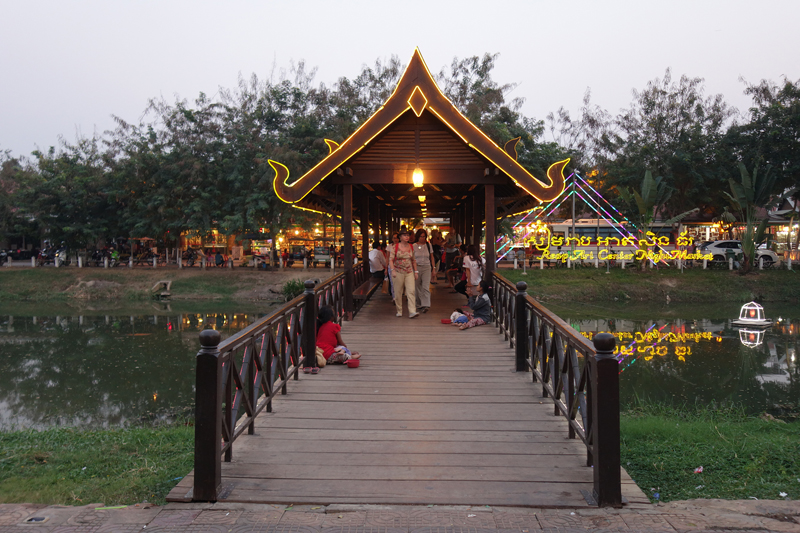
[389,230,419,318]
[413,229,436,313]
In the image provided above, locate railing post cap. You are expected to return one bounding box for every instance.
[593,332,616,352]
[304,279,316,290]
[516,281,528,292]
[199,328,221,347]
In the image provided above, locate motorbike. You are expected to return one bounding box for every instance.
[54,244,71,267]
[182,248,198,267]
[37,243,56,266]
[88,249,107,267]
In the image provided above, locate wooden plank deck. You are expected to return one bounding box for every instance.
[168,281,648,507]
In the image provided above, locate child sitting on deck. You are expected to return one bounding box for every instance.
[314,305,361,365]
[459,280,493,330]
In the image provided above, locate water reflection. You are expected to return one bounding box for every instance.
[565,312,799,416]
[0,308,276,430]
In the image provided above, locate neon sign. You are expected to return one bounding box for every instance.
[529,228,713,263]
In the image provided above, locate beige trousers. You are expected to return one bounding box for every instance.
[393,270,417,316]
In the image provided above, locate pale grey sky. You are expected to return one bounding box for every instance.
[1,0,798,157]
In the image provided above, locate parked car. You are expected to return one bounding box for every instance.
[313,246,331,267]
[699,240,779,267]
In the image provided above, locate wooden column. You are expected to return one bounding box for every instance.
[343,184,354,320]
[484,184,495,275]
[472,192,482,248]
[373,201,381,245]
[464,198,473,246]
[360,192,369,262]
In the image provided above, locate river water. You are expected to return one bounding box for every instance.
[0,300,797,430]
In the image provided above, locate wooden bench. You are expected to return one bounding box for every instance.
[353,276,383,302]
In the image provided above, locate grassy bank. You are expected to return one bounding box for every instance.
[621,405,800,503]
[1,265,798,304]
[0,268,329,303]
[0,424,193,505]
[500,267,800,304]
[1,410,796,506]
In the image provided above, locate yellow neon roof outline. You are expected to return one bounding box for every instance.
[269,160,293,204]
[324,139,339,154]
[270,48,565,204]
[363,107,412,147]
[408,86,428,117]
[427,106,469,144]
[504,137,521,160]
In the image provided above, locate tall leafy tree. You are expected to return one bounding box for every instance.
[727,77,800,192]
[604,69,735,217]
[25,138,118,249]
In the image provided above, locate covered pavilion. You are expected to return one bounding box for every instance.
[270,49,568,317]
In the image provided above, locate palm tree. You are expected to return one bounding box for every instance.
[724,163,779,274]
[618,171,697,270]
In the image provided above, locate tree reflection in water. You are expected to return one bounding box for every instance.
[0,310,270,430]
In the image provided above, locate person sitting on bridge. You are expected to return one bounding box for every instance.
[315,305,361,365]
[459,280,493,330]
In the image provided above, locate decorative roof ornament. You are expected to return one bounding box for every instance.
[270,48,566,204]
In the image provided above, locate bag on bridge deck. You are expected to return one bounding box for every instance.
[381,278,389,294]
[315,346,327,368]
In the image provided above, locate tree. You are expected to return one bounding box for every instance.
[25,138,118,249]
[0,152,38,248]
[604,69,735,217]
[728,77,800,192]
[618,170,697,270]
[723,163,782,274]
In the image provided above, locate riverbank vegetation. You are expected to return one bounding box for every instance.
[500,267,800,305]
[1,408,796,506]
[0,423,193,506]
[0,268,328,303]
[1,267,798,304]
[621,404,799,503]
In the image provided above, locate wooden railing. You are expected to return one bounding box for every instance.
[192,265,375,501]
[192,272,350,501]
[492,272,622,508]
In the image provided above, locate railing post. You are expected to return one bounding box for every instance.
[194,329,222,502]
[515,281,528,372]
[302,280,317,370]
[591,332,621,508]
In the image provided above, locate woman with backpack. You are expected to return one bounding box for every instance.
[389,230,420,318]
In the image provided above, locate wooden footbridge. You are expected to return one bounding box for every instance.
[167,267,647,508]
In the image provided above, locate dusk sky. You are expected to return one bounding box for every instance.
[1,0,798,157]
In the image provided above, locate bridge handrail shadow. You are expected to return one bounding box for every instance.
[192,262,373,502]
[492,272,622,508]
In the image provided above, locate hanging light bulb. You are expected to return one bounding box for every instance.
[412,166,424,188]
[418,195,426,202]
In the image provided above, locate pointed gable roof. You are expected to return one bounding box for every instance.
[270,49,566,204]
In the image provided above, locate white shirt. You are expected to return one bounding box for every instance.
[463,256,485,285]
[368,248,387,273]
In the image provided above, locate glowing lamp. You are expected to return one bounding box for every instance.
[738,302,765,322]
[738,328,764,348]
[418,195,426,202]
[412,166,424,187]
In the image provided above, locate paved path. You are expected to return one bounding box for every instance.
[1,499,798,532]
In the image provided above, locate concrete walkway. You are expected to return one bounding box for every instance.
[1,499,798,532]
